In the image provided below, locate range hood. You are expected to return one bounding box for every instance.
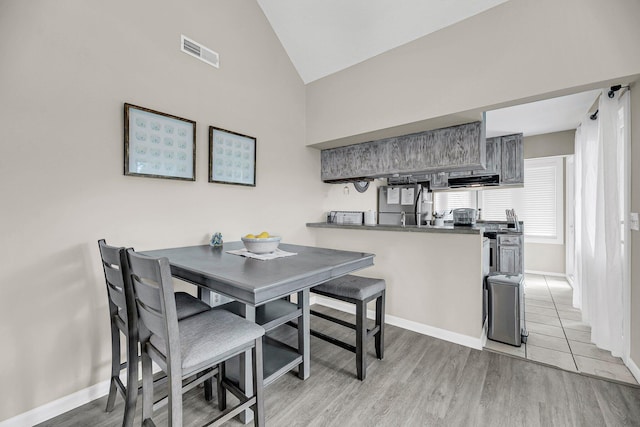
[447,174,500,188]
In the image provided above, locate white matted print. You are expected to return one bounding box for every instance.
[209,126,256,186]
[124,103,196,181]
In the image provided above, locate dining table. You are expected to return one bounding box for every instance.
[141,241,375,423]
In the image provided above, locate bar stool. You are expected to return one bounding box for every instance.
[310,275,386,380]
[98,240,211,427]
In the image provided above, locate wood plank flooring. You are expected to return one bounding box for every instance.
[37,306,640,427]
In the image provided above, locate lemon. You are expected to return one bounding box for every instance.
[245,233,256,239]
[257,231,270,239]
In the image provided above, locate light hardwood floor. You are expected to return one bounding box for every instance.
[38,305,640,427]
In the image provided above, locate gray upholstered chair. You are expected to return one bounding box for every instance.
[126,248,265,427]
[99,240,210,426]
[311,275,386,380]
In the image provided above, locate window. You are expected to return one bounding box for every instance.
[481,156,564,243]
[482,187,523,221]
[433,190,477,219]
[432,156,565,244]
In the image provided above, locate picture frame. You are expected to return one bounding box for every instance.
[209,126,256,186]
[124,103,196,181]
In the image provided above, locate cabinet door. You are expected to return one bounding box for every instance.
[501,134,524,184]
[498,245,520,274]
[472,136,501,175]
[486,137,502,175]
[430,172,449,189]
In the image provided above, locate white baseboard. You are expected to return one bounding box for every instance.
[0,362,167,427]
[524,270,567,278]
[0,380,110,427]
[627,356,640,384]
[313,296,483,350]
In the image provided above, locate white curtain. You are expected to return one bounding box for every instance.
[573,89,628,357]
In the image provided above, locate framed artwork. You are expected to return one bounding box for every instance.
[209,126,256,186]
[124,103,196,181]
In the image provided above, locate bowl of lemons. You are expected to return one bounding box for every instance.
[241,231,281,254]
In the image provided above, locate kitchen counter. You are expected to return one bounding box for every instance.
[307,222,482,234]
[307,223,485,349]
[307,221,523,235]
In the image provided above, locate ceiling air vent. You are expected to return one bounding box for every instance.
[181,35,219,69]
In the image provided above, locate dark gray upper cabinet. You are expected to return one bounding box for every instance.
[476,137,502,175]
[320,121,485,182]
[500,134,524,184]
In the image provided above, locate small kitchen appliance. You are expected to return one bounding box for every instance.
[452,208,477,226]
[327,211,364,225]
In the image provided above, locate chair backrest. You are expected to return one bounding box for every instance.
[126,249,180,363]
[98,239,136,333]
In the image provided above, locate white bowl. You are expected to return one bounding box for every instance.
[241,236,281,254]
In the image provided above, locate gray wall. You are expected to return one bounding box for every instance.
[523,130,574,274]
[524,130,575,159]
[306,0,640,147]
[0,0,314,421]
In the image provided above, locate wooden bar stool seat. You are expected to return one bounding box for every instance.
[311,275,385,380]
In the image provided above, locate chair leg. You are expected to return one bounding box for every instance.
[141,348,154,424]
[252,339,265,427]
[168,367,183,427]
[375,291,385,360]
[123,335,138,427]
[105,325,121,412]
[217,363,227,411]
[355,300,367,381]
[204,376,214,402]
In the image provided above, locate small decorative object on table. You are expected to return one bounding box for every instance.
[210,232,223,247]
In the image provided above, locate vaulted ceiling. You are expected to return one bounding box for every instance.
[257,0,598,137]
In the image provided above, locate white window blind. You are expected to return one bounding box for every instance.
[430,157,563,243]
[434,190,477,219]
[482,187,524,221]
[524,160,560,239]
[479,156,564,244]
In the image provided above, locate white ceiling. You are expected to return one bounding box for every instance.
[485,90,601,137]
[257,0,600,138]
[257,0,510,84]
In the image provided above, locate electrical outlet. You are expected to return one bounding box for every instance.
[631,212,639,231]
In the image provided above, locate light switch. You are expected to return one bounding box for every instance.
[631,212,640,231]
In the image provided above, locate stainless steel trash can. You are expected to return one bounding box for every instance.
[487,273,527,346]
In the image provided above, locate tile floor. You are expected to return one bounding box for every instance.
[484,273,639,386]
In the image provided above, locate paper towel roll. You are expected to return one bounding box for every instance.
[364,210,376,226]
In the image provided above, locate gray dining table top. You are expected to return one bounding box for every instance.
[141,242,375,306]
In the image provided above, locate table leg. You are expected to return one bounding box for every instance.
[297,289,310,379]
[198,287,213,305]
[238,304,255,424]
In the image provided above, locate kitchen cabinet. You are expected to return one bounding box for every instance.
[320,121,485,182]
[500,134,524,184]
[476,137,502,175]
[497,234,523,275]
[439,135,508,185]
